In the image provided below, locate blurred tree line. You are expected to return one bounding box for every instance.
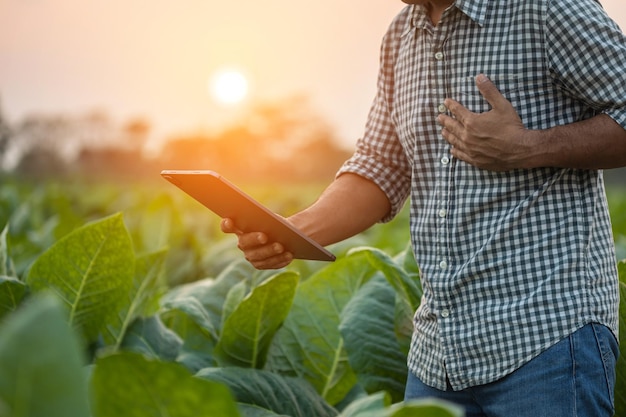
[1,94,625,186]
[0,95,352,184]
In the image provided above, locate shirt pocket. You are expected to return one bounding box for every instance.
[450,74,520,114]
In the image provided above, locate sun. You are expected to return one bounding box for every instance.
[209,69,249,105]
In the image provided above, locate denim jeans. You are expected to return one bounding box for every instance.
[404,323,619,417]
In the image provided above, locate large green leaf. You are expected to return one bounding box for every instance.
[358,247,422,357]
[355,247,422,312]
[118,315,183,361]
[91,351,241,417]
[266,250,379,405]
[103,248,168,349]
[0,276,27,321]
[237,404,290,417]
[339,275,407,402]
[0,293,90,417]
[338,392,391,417]
[162,260,262,334]
[338,392,462,417]
[196,367,338,417]
[161,260,275,372]
[615,260,626,417]
[161,296,219,372]
[215,271,299,368]
[26,213,134,343]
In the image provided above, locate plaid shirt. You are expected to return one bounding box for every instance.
[338,0,625,391]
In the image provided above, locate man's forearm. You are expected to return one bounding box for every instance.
[288,173,391,246]
[528,114,626,170]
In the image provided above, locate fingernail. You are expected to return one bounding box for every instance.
[476,73,489,84]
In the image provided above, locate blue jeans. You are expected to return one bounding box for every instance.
[404,323,619,417]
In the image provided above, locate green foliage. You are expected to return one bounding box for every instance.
[266,250,380,405]
[0,294,90,417]
[197,367,337,417]
[616,261,626,417]
[91,351,241,417]
[1,178,625,416]
[338,392,463,417]
[102,248,168,350]
[215,271,299,368]
[0,276,26,321]
[26,213,135,343]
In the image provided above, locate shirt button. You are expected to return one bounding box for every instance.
[441,156,450,165]
[438,209,447,218]
[439,260,448,270]
[434,51,444,60]
[438,103,447,113]
[441,309,450,318]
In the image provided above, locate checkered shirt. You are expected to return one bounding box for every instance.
[337,0,624,391]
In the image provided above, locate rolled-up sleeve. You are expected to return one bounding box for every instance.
[336,14,412,222]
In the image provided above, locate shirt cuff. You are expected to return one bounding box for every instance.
[336,151,411,223]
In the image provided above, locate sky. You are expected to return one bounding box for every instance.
[1,0,625,151]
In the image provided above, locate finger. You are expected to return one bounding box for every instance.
[440,126,459,149]
[220,218,243,235]
[438,114,465,147]
[249,251,294,270]
[443,98,472,125]
[475,74,509,109]
[243,241,284,261]
[237,232,269,250]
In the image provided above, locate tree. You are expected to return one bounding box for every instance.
[157,95,351,182]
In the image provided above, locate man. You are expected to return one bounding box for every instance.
[222,0,626,415]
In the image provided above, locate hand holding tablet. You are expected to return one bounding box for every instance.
[161,170,335,262]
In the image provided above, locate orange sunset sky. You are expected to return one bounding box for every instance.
[1,0,624,151]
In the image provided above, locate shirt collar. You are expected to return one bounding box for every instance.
[410,0,489,28]
[455,0,489,26]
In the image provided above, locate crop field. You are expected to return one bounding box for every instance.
[0,175,624,417]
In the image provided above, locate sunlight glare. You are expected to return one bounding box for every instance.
[209,69,249,105]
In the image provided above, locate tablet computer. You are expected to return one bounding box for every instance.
[161,170,335,262]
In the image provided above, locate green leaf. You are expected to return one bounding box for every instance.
[103,248,168,349]
[0,293,90,417]
[221,280,249,329]
[91,351,241,417]
[26,213,134,343]
[237,404,290,417]
[615,276,626,417]
[162,260,257,335]
[339,276,408,402]
[387,399,463,417]
[160,260,274,372]
[337,391,390,417]
[160,296,219,372]
[215,271,299,368]
[266,250,379,405]
[118,315,182,361]
[355,247,421,357]
[338,392,463,417]
[355,247,422,312]
[0,225,9,277]
[0,276,27,321]
[196,367,337,417]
